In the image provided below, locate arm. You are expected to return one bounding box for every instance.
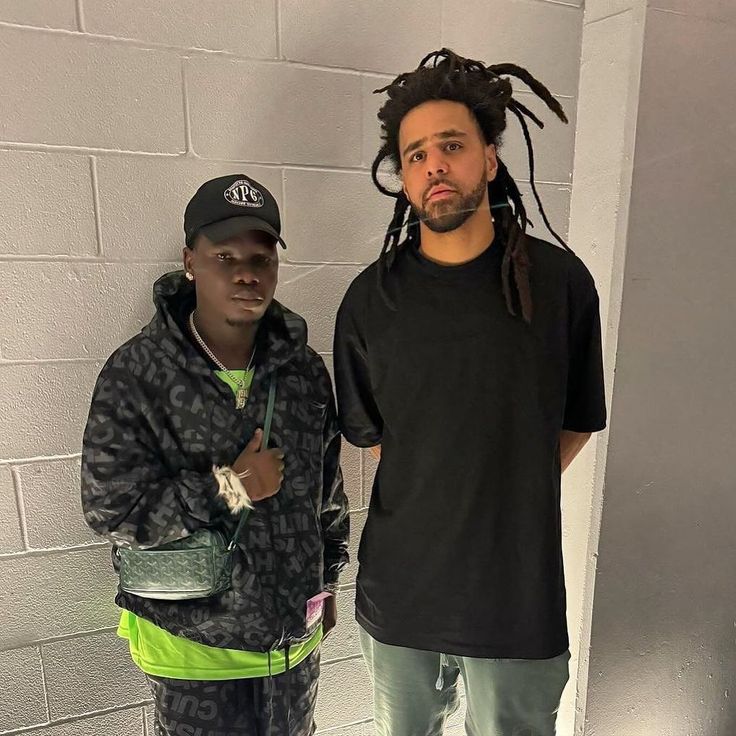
[561,261,607,448]
[321,394,350,594]
[320,394,350,636]
[333,293,384,448]
[560,430,592,473]
[81,368,228,549]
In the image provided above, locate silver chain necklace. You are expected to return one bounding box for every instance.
[189,311,256,410]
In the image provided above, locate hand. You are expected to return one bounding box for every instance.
[232,429,285,503]
[323,595,337,639]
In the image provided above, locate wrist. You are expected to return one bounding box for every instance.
[212,465,253,513]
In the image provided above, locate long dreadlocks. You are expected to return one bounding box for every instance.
[371,48,573,323]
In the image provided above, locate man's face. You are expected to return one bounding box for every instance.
[398,100,498,233]
[183,230,278,327]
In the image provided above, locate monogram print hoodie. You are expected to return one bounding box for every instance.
[81,271,349,651]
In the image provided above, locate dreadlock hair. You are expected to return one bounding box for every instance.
[371,48,573,323]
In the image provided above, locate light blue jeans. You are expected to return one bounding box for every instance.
[360,627,570,736]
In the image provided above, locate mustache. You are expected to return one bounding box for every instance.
[422,179,459,204]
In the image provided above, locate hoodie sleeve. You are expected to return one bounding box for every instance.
[81,364,228,549]
[333,285,384,447]
[320,388,350,592]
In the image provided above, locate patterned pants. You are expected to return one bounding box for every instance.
[146,650,320,736]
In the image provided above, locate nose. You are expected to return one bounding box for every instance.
[424,149,448,178]
[232,262,259,285]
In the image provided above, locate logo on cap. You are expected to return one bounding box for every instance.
[224,180,264,208]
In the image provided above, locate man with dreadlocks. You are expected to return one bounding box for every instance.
[333,49,607,736]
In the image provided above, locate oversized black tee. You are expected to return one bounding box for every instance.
[334,232,606,659]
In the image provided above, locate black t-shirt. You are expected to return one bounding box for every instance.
[333,232,606,659]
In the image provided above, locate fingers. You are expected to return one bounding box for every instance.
[276,450,285,488]
[245,428,264,453]
[246,447,285,499]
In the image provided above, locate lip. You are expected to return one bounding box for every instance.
[232,294,264,303]
[426,186,456,202]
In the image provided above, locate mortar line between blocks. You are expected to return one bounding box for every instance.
[0,701,153,736]
[181,58,194,155]
[74,0,86,32]
[649,6,690,16]
[275,0,282,59]
[194,160,370,174]
[533,0,581,8]
[0,22,582,93]
[0,21,271,61]
[0,141,182,158]
[0,22,375,76]
[0,256,180,265]
[37,645,52,722]
[0,626,119,654]
[89,156,103,256]
[280,168,287,231]
[357,72,364,169]
[0,452,82,466]
[316,717,373,733]
[279,259,365,267]
[9,467,30,550]
[0,541,108,560]
[321,652,364,667]
[0,356,104,366]
[359,446,365,508]
[584,7,633,26]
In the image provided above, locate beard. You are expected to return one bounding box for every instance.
[410,175,488,233]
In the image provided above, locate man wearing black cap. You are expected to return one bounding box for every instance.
[81,174,349,735]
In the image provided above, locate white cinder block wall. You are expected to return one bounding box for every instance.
[0,1,587,734]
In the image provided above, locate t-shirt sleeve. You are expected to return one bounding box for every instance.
[333,283,384,447]
[562,260,607,433]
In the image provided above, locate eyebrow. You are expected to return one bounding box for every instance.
[402,129,469,158]
[210,241,276,254]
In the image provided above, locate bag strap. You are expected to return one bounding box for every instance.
[228,374,277,550]
[262,373,277,447]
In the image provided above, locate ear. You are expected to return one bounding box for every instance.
[486,143,499,182]
[398,167,408,200]
[183,246,194,274]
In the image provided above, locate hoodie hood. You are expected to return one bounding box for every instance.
[144,270,308,377]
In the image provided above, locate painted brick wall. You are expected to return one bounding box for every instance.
[0,1,584,734]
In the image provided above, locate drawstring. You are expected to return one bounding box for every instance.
[435,653,449,690]
[264,641,292,735]
[266,650,274,736]
[284,645,292,731]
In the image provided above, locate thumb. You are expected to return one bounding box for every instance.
[245,428,263,453]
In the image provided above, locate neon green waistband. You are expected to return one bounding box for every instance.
[118,609,322,680]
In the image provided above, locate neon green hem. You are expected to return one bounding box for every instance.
[116,368,322,681]
[118,610,322,680]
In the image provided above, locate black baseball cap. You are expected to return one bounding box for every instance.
[184,174,287,249]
